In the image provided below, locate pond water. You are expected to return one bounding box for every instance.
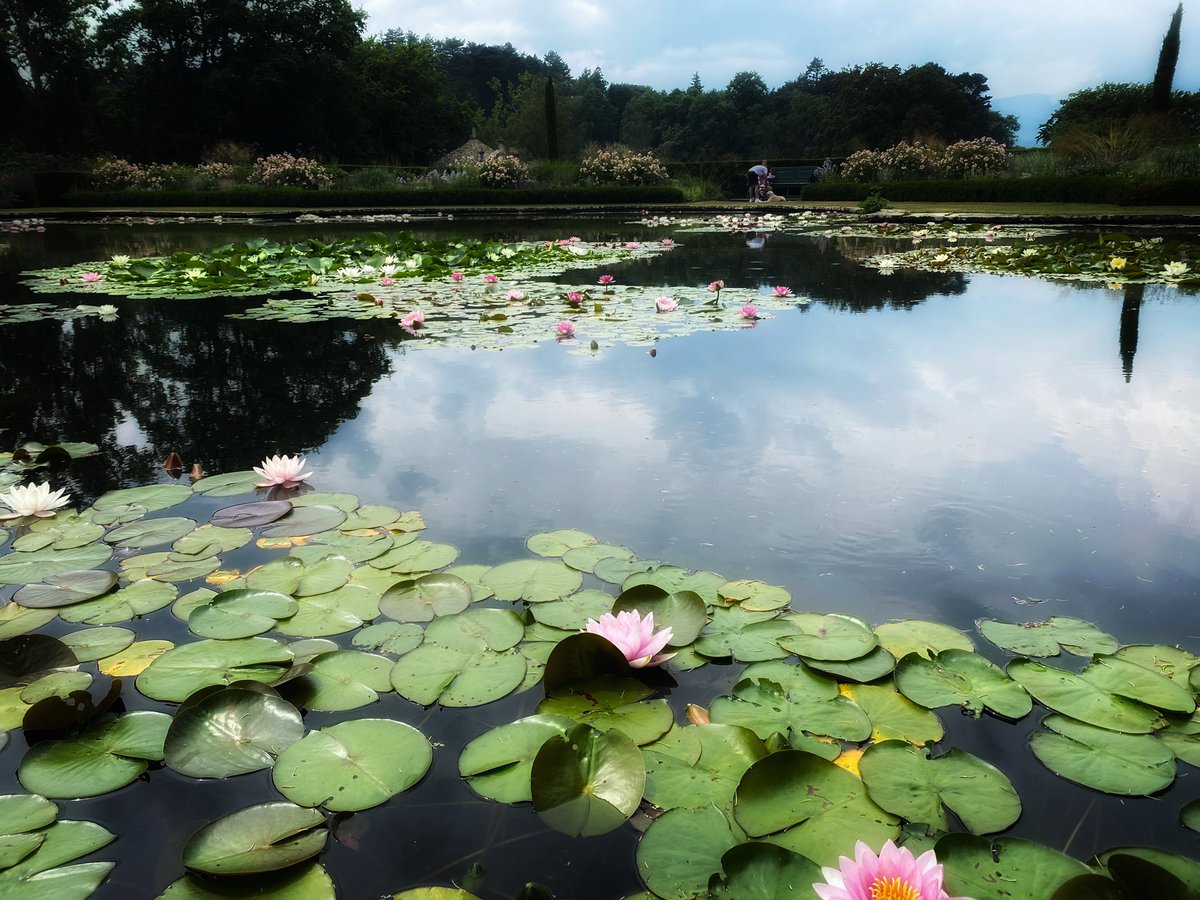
[1,215,1199,898]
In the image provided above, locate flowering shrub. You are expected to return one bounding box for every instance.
[478,154,530,188]
[578,145,669,185]
[249,153,333,189]
[92,158,164,190]
[195,162,236,181]
[879,142,941,180]
[941,137,1008,177]
[839,149,884,182]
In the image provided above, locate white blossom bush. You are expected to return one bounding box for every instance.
[478,154,530,188]
[578,145,669,185]
[92,158,164,190]
[839,149,885,182]
[249,153,333,189]
[879,142,941,180]
[940,137,1009,177]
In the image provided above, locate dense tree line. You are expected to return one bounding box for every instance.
[1,0,1016,165]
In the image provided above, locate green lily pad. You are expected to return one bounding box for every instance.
[0,794,57,834]
[157,862,336,900]
[593,556,662,585]
[105,516,196,549]
[1008,658,1162,733]
[57,578,178,625]
[13,571,118,609]
[979,616,1118,658]
[693,607,795,661]
[380,574,472,622]
[282,650,392,711]
[136,637,293,702]
[352,622,424,656]
[272,719,431,811]
[287,639,340,665]
[709,660,870,743]
[0,635,77,689]
[18,515,104,552]
[340,505,404,530]
[20,672,92,704]
[1115,645,1200,688]
[1079,655,1195,714]
[801,646,897,683]
[842,683,944,744]
[164,685,304,778]
[733,750,900,866]
[191,471,261,497]
[291,555,353,597]
[561,543,634,573]
[119,552,219,583]
[18,710,172,798]
[1030,713,1176,795]
[172,524,252,558]
[938,834,1092,900]
[93,483,191,513]
[642,723,768,811]
[262,505,347,538]
[776,612,878,661]
[896,649,1032,719]
[526,530,598,557]
[273,585,381,637]
[635,805,738,900]
[612,585,708,646]
[98,639,173,676]
[716,579,791,612]
[211,500,293,528]
[482,560,582,602]
[538,676,673,745]
[1183,799,1200,833]
[245,558,305,594]
[541,632,632,694]
[189,590,298,639]
[709,842,823,900]
[368,540,458,574]
[859,741,1021,834]
[459,714,577,804]
[1095,847,1200,891]
[0,544,113,586]
[530,589,616,631]
[181,802,327,875]
[390,610,528,707]
[623,567,727,604]
[291,493,359,513]
[58,627,135,663]
[0,819,116,898]
[302,530,393,564]
[0,604,56,640]
[530,723,644,836]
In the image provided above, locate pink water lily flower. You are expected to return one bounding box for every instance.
[253,454,313,488]
[566,291,584,305]
[661,238,675,247]
[655,296,678,312]
[81,272,102,283]
[555,321,576,338]
[813,840,971,900]
[483,273,499,284]
[772,285,794,297]
[585,610,675,668]
[451,271,464,282]
[740,305,759,319]
[707,280,725,293]
[506,289,526,301]
[625,241,640,249]
[401,309,425,329]
[379,277,395,286]
[0,482,72,519]
[598,274,615,285]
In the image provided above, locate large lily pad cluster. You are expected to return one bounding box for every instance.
[1,467,1200,898]
[0,442,97,494]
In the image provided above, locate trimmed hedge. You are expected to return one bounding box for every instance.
[802,176,1200,206]
[53,184,687,208]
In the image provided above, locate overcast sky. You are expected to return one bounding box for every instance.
[358,0,1198,102]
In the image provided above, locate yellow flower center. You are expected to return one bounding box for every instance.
[869,876,921,900]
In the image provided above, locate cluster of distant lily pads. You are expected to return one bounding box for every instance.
[1,446,1200,898]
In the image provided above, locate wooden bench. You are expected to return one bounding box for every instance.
[768,166,820,197]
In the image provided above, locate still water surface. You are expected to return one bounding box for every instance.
[1,217,1198,897]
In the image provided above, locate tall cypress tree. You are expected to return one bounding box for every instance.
[544,77,558,159]
[1152,3,1184,114]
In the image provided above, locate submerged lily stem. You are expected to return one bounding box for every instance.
[1061,798,1096,856]
[415,828,544,882]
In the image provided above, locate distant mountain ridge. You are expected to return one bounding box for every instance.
[993,93,1059,147]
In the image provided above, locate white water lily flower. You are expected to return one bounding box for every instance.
[110,255,130,265]
[336,266,362,279]
[383,255,399,265]
[98,304,118,316]
[253,454,313,488]
[380,264,398,276]
[184,268,204,280]
[1163,261,1190,279]
[0,482,72,519]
